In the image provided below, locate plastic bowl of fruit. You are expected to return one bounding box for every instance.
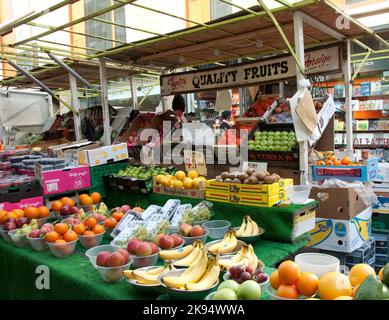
[181,230,209,246]
[125,266,166,295]
[266,286,315,300]
[8,230,29,247]
[285,185,311,205]
[158,269,219,300]
[202,220,231,240]
[36,217,49,228]
[96,261,133,284]
[205,239,245,255]
[223,271,269,290]
[131,251,160,269]
[27,236,48,251]
[0,228,13,243]
[46,239,78,258]
[78,231,105,249]
[233,227,265,244]
[85,244,120,265]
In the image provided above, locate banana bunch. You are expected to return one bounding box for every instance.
[159,240,204,262]
[161,252,220,290]
[124,263,175,285]
[208,230,237,255]
[173,241,205,267]
[217,244,263,271]
[235,215,260,237]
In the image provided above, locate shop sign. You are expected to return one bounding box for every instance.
[241,161,267,172]
[161,45,340,95]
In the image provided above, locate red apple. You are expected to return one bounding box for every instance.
[40,223,54,234]
[116,248,130,264]
[106,252,126,267]
[60,204,72,216]
[135,242,152,256]
[28,230,41,238]
[120,205,131,213]
[153,234,164,246]
[71,207,80,215]
[149,242,159,254]
[179,223,192,236]
[170,233,184,247]
[96,251,111,267]
[159,235,174,250]
[4,222,17,230]
[189,225,205,237]
[127,239,141,254]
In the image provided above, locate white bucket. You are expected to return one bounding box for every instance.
[295,253,340,278]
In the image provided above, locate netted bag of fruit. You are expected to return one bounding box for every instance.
[183,201,214,224]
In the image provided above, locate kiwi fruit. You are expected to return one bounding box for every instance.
[224,178,232,183]
[232,178,241,184]
[215,175,223,182]
[238,173,249,181]
[247,176,259,185]
[272,173,281,181]
[264,175,278,184]
[246,168,256,176]
[264,171,271,176]
[221,172,230,180]
[255,172,267,181]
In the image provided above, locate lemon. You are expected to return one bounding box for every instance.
[187,169,199,179]
[175,171,186,181]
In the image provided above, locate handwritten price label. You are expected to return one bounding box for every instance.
[183,150,207,176]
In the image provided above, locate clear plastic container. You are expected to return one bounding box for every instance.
[46,239,78,258]
[202,220,231,240]
[267,286,315,300]
[0,229,13,243]
[126,266,165,295]
[8,230,29,247]
[36,217,48,228]
[295,253,340,278]
[131,251,159,269]
[181,230,209,245]
[85,244,120,265]
[78,232,105,249]
[27,236,48,251]
[95,261,132,283]
[285,185,311,205]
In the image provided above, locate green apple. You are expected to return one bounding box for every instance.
[218,280,240,292]
[237,280,261,300]
[213,288,238,300]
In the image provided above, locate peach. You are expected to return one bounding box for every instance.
[96,251,111,267]
[171,233,184,247]
[153,234,164,246]
[116,248,130,264]
[135,242,152,256]
[149,242,159,254]
[179,223,192,236]
[106,252,126,267]
[127,239,141,254]
[159,235,175,250]
[189,225,205,237]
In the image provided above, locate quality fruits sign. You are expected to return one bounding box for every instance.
[161,45,340,95]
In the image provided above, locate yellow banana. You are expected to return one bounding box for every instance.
[173,246,201,267]
[185,260,220,290]
[208,232,231,254]
[133,270,160,284]
[162,250,208,289]
[123,270,136,280]
[235,216,247,236]
[232,245,247,263]
[159,244,194,261]
[240,218,253,236]
[142,265,166,275]
[208,230,237,254]
[246,216,260,236]
[246,245,260,269]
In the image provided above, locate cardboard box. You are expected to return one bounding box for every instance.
[35,163,91,195]
[373,163,389,183]
[205,190,283,207]
[307,207,372,253]
[48,140,102,158]
[79,143,129,167]
[311,158,379,182]
[0,180,43,204]
[154,184,205,199]
[293,209,316,240]
[310,187,369,219]
[0,196,44,211]
[373,196,389,214]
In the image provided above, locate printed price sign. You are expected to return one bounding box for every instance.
[241,161,267,172]
[141,146,155,168]
[183,150,207,176]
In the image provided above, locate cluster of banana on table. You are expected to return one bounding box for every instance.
[236,215,261,237]
[124,263,175,285]
[207,230,238,255]
[218,244,263,271]
[161,251,220,290]
[159,240,203,265]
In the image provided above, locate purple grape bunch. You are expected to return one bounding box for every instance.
[228,265,268,284]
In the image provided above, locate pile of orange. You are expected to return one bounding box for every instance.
[270,260,319,299]
[45,222,79,243]
[78,192,101,206]
[316,155,354,166]
[0,205,50,223]
[73,215,105,236]
[51,196,76,212]
[103,210,126,229]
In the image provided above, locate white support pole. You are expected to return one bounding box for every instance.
[161,69,168,112]
[129,75,138,110]
[294,11,309,185]
[69,74,82,141]
[99,58,111,145]
[344,39,353,151]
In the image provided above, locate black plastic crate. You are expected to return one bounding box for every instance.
[375,253,389,266]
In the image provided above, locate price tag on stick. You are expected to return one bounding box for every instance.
[183,150,207,176]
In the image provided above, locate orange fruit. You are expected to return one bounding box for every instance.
[0,210,8,224]
[12,208,25,218]
[54,223,69,235]
[51,200,63,212]
[318,272,352,300]
[93,224,105,234]
[37,206,50,218]
[24,206,39,220]
[61,197,75,208]
[90,192,102,204]
[348,264,376,287]
[334,295,353,300]
[73,223,86,235]
[316,160,325,166]
[270,270,282,290]
[328,156,336,161]
[276,284,299,299]
[341,156,351,165]
[63,230,78,242]
[278,260,300,285]
[333,159,342,166]
[352,284,360,297]
[79,194,93,206]
[84,217,97,228]
[45,231,60,243]
[325,159,334,166]
[104,217,117,228]
[378,268,384,280]
[112,211,124,222]
[83,230,95,236]
[55,239,67,244]
[296,272,319,297]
